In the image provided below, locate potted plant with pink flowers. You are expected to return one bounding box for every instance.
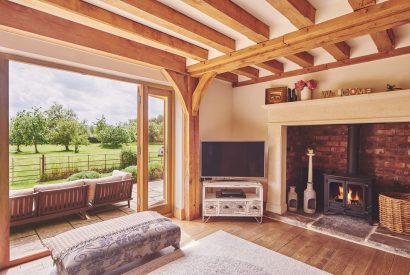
[295,79,317,101]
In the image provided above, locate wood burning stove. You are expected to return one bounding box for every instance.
[323,125,374,224]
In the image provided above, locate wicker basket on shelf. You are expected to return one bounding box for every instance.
[379,192,410,235]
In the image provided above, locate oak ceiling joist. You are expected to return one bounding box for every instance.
[0,1,186,73]
[188,0,410,76]
[257,60,284,74]
[216,72,238,83]
[348,0,395,52]
[101,0,235,53]
[233,66,259,79]
[183,0,283,76]
[9,0,208,61]
[267,0,350,61]
[286,52,314,68]
[183,0,269,42]
[234,46,410,87]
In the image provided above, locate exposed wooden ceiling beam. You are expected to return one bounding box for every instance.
[9,0,208,61]
[0,1,186,73]
[215,72,238,83]
[188,0,410,76]
[100,0,235,53]
[348,0,395,53]
[267,0,350,61]
[266,0,316,28]
[348,0,376,10]
[234,46,410,87]
[322,42,351,61]
[257,60,284,74]
[233,67,259,79]
[370,28,395,52]
[183,0,269,42]
[192,72,217,116]
[286,52,314,67]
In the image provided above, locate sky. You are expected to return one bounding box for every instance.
[9,61,163,124]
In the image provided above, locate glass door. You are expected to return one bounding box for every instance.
[137,85,173,215]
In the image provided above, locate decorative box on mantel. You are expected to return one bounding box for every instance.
[261,90,410,215]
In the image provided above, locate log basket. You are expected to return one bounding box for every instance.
[379,192,410,235]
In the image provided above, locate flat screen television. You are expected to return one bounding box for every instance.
[201,141,265,179]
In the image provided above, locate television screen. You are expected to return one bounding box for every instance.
[201,141,265,178]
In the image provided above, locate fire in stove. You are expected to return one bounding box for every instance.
[333,185,363,206]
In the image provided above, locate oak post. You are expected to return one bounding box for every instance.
[162,70,200,220]
[0,58,10,269]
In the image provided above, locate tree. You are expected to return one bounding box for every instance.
[122,119,137,142]
[9,111,30,152]
[148,115,164,143]
[98,125,129,147]
[46,102,77,128]
[26,107,48,153]
[72,122,89,153]
[95,115,108,139]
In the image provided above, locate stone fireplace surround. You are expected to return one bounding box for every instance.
[262,90,410,215]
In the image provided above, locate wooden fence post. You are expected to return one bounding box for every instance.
[88,155,90,170]
[41,154,45,179]
[104,154,107,171]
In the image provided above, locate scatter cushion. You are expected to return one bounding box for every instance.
[97,174,123,184]
[112,170,132,180]
[9,188,34,197]
[34,180,84,192]
[83,179,99,203]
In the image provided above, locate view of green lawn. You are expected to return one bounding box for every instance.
[9,143,163,190]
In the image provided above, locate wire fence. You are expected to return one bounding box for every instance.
[9,152,163,185]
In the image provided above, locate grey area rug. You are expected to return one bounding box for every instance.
[126,230,329,275]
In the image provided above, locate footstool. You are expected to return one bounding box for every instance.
[43,211,181,275]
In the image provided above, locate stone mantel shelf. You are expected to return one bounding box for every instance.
[261,89,410,125]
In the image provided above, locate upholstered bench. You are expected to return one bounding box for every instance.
[43,211,181,275]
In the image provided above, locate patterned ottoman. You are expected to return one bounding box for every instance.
[43,211,181,275]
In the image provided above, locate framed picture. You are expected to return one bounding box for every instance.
[265,87,287,104]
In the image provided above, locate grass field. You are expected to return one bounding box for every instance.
[9,143,163,190]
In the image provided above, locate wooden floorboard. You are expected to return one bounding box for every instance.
[2,217,409,275]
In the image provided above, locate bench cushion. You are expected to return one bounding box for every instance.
[43,211,180,275]
[34,180,84,192]
[9,188,34,197]
[112,170,132,180]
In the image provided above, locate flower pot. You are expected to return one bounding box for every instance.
[300,87,312,101]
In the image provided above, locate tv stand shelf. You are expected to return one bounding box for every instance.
[202,181,263,223]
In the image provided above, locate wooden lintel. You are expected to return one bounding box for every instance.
[183,0,269,42]
[192,72,216,116]
[188,0,410,76]
[101,0,235,53]
[286,52,314,68]
[234,46,410,87]
[0,1,186,73]
[10,0,208,61]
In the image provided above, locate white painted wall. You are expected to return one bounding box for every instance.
[199,79,234,141]
[232,54,410,140]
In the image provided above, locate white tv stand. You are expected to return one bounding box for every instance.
[202,180,263,223]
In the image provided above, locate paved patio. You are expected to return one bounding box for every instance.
[10,181,164,260]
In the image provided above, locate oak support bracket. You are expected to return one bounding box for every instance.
[192,72,216,116]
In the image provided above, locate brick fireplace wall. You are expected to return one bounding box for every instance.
[286,122,410,210]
